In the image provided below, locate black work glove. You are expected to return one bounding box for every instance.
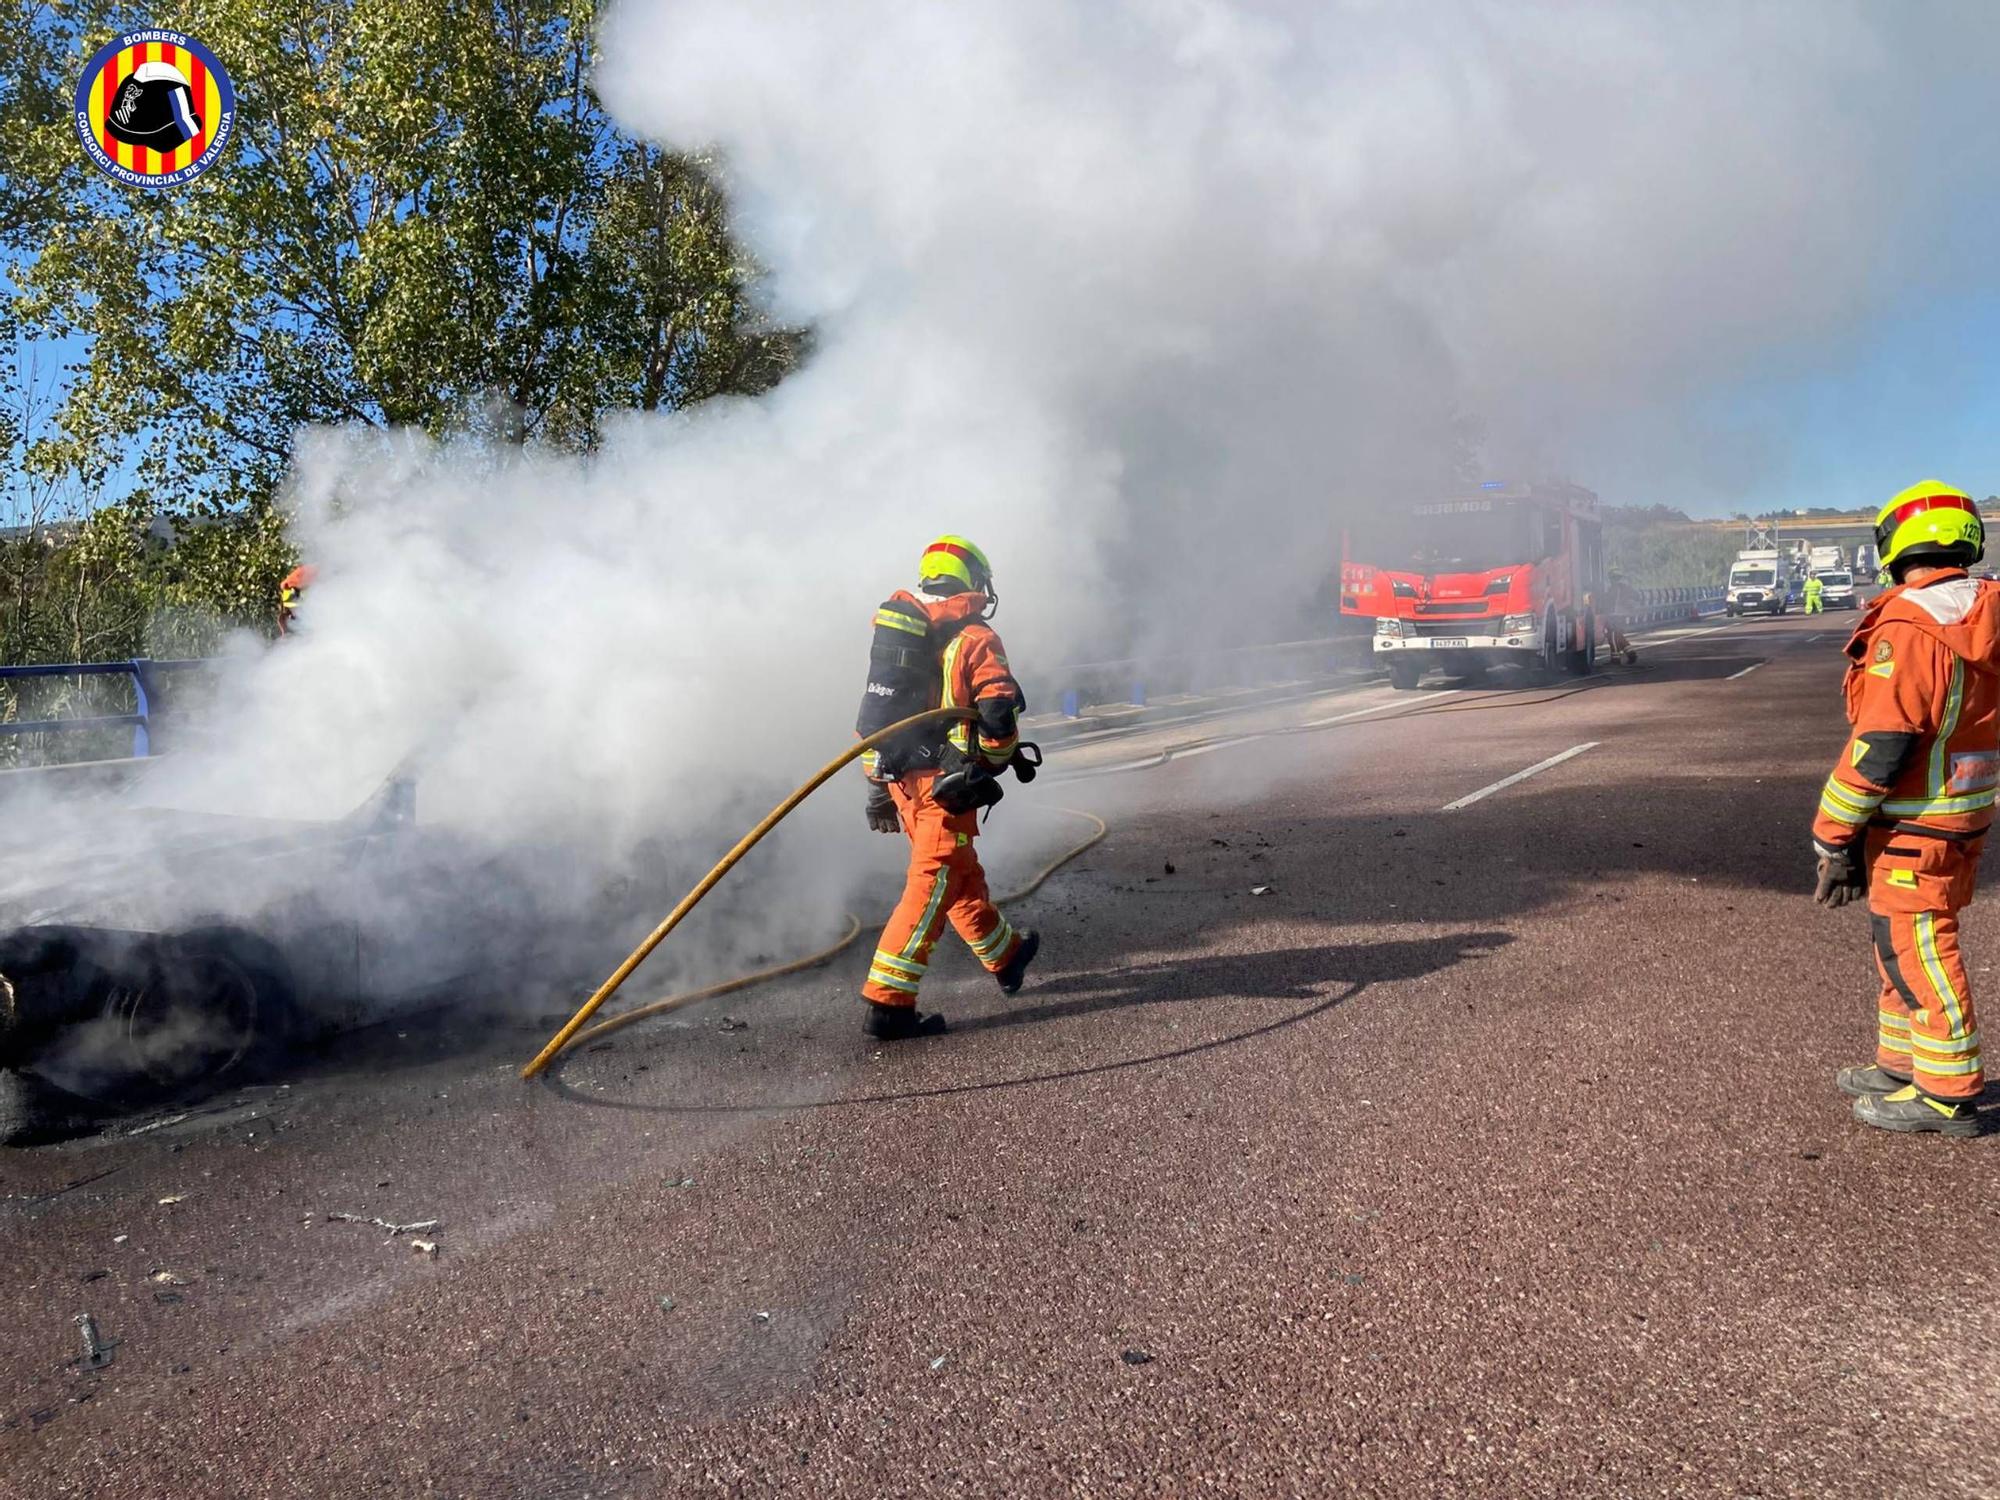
[865,783,901,835]
[1813,841,1866,907]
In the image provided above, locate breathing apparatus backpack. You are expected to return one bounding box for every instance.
[856,596,960,781]
[855,596,1040,814]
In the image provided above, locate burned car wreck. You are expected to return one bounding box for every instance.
[0,774,554,1144]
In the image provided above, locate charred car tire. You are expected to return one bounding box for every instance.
[100,927,300,1099]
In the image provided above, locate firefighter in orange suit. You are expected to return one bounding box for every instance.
[855,535,1040,1039]
[277,563,317,636]
[1813,480,1993,1135]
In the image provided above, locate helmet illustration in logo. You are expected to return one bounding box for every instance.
[104,60,203,151]
[73,31,236,187]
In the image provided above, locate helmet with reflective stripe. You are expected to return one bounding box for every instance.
[1875,480,1983,578]
[919,535,993,593]
[279,563,318,606]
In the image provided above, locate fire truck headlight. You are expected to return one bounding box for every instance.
[1375,618,1405,639]
[1502,613,1535,634]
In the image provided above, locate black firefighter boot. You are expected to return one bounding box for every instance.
[863,1001,947,1041]
[994,930,1041,996]
[1835,1064,1910,1098]
[1853,1084,1983,1138]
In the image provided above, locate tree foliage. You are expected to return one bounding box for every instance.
[3,0,806,673]
[1600,505,1742,588]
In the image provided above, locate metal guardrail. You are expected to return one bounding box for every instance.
[1628,585,1727,626]
[0,659,207,757]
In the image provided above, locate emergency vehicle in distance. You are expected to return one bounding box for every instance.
[1725,547,1795,616]
[1340,481,1606,690]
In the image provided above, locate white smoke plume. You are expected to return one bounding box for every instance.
[11,0,1998,1008]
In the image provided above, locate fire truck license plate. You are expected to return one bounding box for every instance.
[1432,637,1468,649]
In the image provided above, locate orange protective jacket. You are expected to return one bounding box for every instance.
[863,590,1023,782]
[1813,570,2000,850]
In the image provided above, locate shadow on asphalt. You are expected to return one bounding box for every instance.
[952,933,1512,1033]
[535,930,1514,1112]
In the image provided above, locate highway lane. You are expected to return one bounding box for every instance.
[4,606,1997,1498]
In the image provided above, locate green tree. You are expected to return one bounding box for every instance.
[10,0,804,512]
[3,0,804,675]
[1600,505,1741,588]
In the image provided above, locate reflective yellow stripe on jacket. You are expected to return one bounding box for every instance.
[1819,775,1883,828]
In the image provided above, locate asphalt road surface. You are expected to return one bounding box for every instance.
[4,608,1997,1499]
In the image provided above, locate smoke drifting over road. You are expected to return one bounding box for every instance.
[13,2,1997,1009]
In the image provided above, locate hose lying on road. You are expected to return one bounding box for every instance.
[521,708,1106,1079]
[556,805,1108,1057]
[524,661,1595,1076]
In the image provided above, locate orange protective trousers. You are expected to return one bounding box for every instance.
[1866,828,1985,1101]
[862,771,1022,1008]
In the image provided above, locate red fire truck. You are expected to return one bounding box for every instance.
[1340,482,1606,689]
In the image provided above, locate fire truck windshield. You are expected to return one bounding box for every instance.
[1348,497,1560,574]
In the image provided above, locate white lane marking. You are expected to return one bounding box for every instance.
[1725,661,1765,681]
[1442,742,1600,811]
[1170,736,1257,760]
[1302,689,1464,728]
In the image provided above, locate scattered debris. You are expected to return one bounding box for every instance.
[409,1239,439,1258]
[1344,1273,1366,1287]
[1250,886,1272,897]
[1120,1348,1155,1366]
[929,1355,947,1371]
[325,1213,440,1236]
[78,1269,108,1284]
[72,1314,115,1371]
[717,1016,749,1033]
[111,1235,128,1245]
[1163,862,1176,875]
[658,1296,676,1312]
[156,1194,187,1206]
[149,1271,188,1286]
[667,1177,695,1189]
[153,1291,183,1305]
[752,1311,771,1324]
[126,1114,190,1137]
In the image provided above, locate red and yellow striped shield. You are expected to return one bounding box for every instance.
[73,30,236,188]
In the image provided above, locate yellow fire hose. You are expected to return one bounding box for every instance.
[519,708,1106,1079]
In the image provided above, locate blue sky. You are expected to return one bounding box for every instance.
[1576,284,2000,516]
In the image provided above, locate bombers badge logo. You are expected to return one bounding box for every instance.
[73,30,235,188]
